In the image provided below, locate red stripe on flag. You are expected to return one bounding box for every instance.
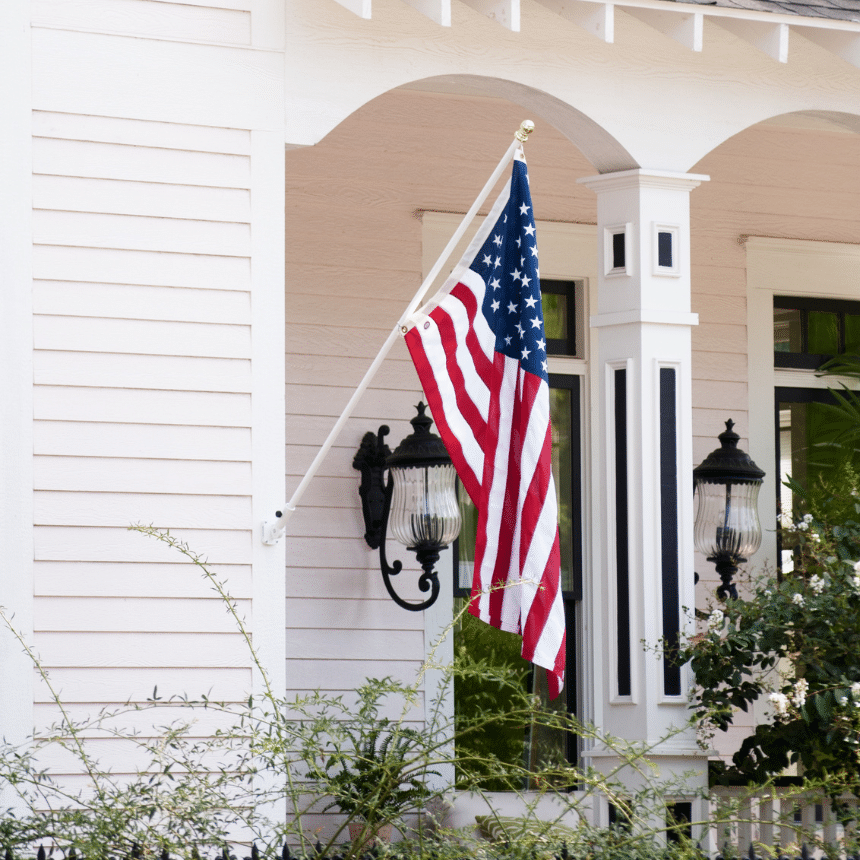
[404,327,482,505]
[467,350,507,623]
[450,282,494,387]
[431,302,489,446]
[516,375,552,571]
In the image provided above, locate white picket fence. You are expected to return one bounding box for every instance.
[709,786,860,857]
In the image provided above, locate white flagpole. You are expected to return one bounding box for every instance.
[262,121,534,545]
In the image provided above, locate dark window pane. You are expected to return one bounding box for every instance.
[808,310,839,355]
[773,307,802,353]
[453,604,529,790]
[542,292,568,342]
[523,658,568,788]
[777,392,860,571]
[612,231,626,269]
[845,314,860,354]
[657,231,673,268]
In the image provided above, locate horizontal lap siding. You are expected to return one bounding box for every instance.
[690,122,860,465]
[31,108,254,745]
[282,90,596,713]
[32,0,251,45]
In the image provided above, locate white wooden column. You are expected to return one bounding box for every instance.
[577,169,710,836]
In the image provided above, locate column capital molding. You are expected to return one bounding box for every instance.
[577,168,710,193]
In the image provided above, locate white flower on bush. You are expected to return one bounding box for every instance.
[840,696,849,706]
[809,575,825,594]
[792,678,809,708]
[792,593,805,606]
[852,682,860,699]
[769,692,790,717]
[853,575,860,594]
[707,608,725,631]
[796,514,814,532]
[811,533,821,543]
[853,560,860,573]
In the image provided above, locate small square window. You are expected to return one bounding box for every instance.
[652,223,680,276]
[604,224,632,277]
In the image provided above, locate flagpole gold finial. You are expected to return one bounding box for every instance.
[515,120,535,143]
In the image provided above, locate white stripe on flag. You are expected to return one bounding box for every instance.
[417,313,485,489]
[519,476,558,631]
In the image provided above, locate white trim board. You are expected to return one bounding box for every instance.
[0,0,35,794]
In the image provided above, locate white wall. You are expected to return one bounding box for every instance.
[10,0,288,775]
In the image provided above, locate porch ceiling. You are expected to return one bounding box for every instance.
[332,0,860,64]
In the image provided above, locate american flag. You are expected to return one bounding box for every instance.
[403,152,565,698]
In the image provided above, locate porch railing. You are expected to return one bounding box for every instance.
[709,786,860,857]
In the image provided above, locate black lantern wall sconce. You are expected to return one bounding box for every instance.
[693,419,765,601]
[353,402,461,612]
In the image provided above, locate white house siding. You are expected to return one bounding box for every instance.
[24,0,286,774]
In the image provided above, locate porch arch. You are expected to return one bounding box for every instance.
[691,108,860,172]
[290,74,638,174]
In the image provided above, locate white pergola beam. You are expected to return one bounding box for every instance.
[796,26,860,68]
[533,0,614,42]
[457,0,520,30]
[712,17,789,62]
[401,0,452,24]
[622,6,702,50]
[331,0,372,17]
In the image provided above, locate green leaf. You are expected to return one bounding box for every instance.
[814,692,834,722]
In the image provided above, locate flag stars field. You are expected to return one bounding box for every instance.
[462,160,548,383]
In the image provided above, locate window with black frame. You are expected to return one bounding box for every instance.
[774,296,860,572]
[774,296,860,369]
[452,279,583,790]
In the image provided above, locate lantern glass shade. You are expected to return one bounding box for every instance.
[693,478,763,562]
[388,463,461,549]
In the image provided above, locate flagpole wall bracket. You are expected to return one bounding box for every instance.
[352,403,460,612]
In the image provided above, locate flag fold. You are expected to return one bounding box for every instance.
[403,151,566,699]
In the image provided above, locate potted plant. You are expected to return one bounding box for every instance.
[322,719,438,850]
